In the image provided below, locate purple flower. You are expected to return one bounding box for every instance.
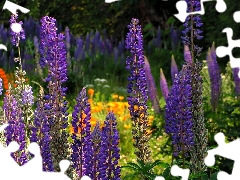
[232,67,240,96]
[71,87,93,178]
[171,55,178,82]
[31,91,54,172]
[144,56,160,113]
[98,112,121,180]
[39,16,69,171]
[91,122,102,179]
[22,85,34,106]
[9,13,25,46]
[125,18,151,164]
[3,93,28,165]
[184,45,192,63]
[165,64,194,157]
[181,0,203,57]
[0,78,3,95]
[74,37,84,61]
[160,68,169,102]
[206,43,221,111]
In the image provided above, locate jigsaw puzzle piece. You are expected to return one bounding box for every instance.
[174,0,227,22]
[20,142,42,174]
[215,0,227,13]
[0,141,25,179]
[171,165,190,180]
[204,132,240,180]
[216,28,240,77]
[81,175,92,180]
[154,176,165,180]
[0,123,8,132]
[233,11,240,23]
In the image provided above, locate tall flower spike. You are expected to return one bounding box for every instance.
[189,60,208,174]
[171,55,178,82]
[144,56,161,113]
[125,18,151,164]
[160,68,169,102]
[181,0,203,58]
[3,87,28,166]
[98,112,121,180]
[165,64,194,160]
[206,43,221,111]
[31,86,54,172]
[10,13,25,46]
[39,16,69,172]
[71,87,93,178]
[91,122,102,179]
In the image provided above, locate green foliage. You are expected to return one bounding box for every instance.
[122,160,167,180]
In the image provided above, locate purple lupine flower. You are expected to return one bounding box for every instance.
[0,78,3,95]
[184,45,192,63]
[206,43,221,111]
[65,27,71,67]
[144,56,160,113]
[39,16,57,68]
[9,13,25,46]
[3,92,28,165]
[1,28,8,44]
[160,68,169,102]
[98,112,121,180]
[232,67,240,96]
[125,18,151,164]
[74,37,84,61]
[22,85,34,106]
[71,87,93,178]
[39,17,68,84]
[34,36,39,54]
[91,122,102,179]
[182,0,203,57]
[171,55,179,82]
[105,38,112,55]
[39,16,69,171]
[165,64,194,157]
[31,89,54,172]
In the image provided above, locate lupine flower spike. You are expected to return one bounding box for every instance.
[125,18,151,164]
[206,42,221,112]
[171,55,178,82]
[144,56,161,113]
[160,68,169,102]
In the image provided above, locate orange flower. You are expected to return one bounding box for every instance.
[0,68,9,90]
[88,88,94,98]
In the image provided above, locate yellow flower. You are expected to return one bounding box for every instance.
[124,124,131,129]
[119,96,124,101]
[112,94,118,100]
[148,115,154,125]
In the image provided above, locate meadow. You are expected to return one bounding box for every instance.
[0,2,240,180]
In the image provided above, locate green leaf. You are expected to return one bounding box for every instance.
[163,166,171,178]
[210,172,218,180]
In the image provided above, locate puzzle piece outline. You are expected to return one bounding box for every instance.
[174,0,227,22]
[204,132,240,180]
[0,123,71,180]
